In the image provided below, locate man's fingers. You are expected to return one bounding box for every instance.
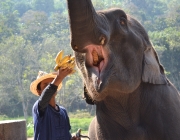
[63,68,73,73]
[71,136,81,140]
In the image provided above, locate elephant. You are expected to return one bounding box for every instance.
[66,0,180,140]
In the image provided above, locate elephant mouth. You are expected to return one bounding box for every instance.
[92,50,104,71]
[85,45,108,88]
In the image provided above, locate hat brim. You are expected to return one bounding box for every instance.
[30,73,62,96]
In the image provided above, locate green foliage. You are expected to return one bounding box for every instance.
[0,11,19,41]
[149,15,180,90]
[69,110,93,118]
[27,121,34,137]
[54,0,67,12]
[0,35,39,117]
[0,0,15,14]
[20,10,48,43]
[13,1,31,16]
[32,0,55,14]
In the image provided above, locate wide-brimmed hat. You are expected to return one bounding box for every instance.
[30,71,62,96]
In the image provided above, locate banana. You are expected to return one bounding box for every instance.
[54,51,76,75]
[58,55,71,66]
[70,56,75,61]
[54,64,60,71]
[55,50,64,64]
[60,63,69,69]
[68,61,75,69]
[92,50,98,66]
[60,60,74,69]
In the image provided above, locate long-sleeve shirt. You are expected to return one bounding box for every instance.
[32,84,71,140]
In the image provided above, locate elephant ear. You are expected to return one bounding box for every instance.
[142,46,168,84]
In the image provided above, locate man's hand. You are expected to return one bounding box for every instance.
[51,67,73,86]
[71,136,81,140]
[57,67,73,79]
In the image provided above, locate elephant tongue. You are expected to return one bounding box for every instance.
[99,60,104,72]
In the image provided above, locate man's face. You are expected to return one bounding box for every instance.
[37,78,54,96]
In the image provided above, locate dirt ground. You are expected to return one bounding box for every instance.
[27,138,33,140]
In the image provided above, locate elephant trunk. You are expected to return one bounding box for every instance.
[67,0,106,52]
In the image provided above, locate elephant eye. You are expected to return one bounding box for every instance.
[119,17,126,26]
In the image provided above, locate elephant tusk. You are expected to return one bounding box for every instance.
[100,37,105,45]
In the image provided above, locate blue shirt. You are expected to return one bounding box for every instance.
[32,100,72,140]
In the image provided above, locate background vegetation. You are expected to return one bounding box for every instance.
[0,0,179,137]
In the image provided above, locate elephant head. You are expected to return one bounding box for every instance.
[66,1,180,140]
[67,0,167,102]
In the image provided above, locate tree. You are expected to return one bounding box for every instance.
[20,10,48,44]
[0,35,40,119]
[32,0,55,14]
[13,1,32,16]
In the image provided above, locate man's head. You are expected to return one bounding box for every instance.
[30,71,62,96]
[36,78,54,96]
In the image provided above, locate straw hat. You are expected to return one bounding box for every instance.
[30,71,62,96]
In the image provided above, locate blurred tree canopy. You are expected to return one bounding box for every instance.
[0,0,179,118]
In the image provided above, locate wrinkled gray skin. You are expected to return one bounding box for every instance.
[66,0,180,140]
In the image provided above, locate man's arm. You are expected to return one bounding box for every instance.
[38,84,58,115]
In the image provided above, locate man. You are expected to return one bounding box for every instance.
[30,68,80,140]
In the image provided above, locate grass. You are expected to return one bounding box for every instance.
[27,120,34,137]
[0,111,94,138]
[70,117,92,134]
[69,110,93,134]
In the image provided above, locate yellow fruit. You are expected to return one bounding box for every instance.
[92,50,98,66]
[54,51,76,74]
[70,56,75,61]
[55,50,64,64]
[54,64,60,71]
[60,60,75,69]
[58,55,71,66]
[68,61,75,69]
[61,63,69,69]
